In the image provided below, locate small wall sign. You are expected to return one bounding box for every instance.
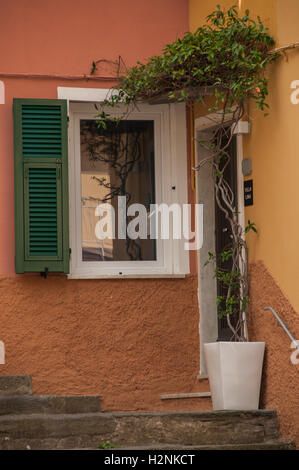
[244,179,253,206]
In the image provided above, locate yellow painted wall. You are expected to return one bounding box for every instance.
[189,0,276,34]
[190,0,299,313]
[244,0,299,312]
[189,0,236,32]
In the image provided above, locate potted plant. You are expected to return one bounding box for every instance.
[203,223,265,410]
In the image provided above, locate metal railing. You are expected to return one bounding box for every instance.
[264,306,299,351]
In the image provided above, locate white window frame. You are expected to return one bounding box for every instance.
[58,87,189,279]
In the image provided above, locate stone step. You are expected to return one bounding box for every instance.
[0,410,282,450]
[0,395,101,415]
[1,440,296,451]
[101,441,296,450]
[0,375,32,396]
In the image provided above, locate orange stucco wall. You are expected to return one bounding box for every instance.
[0,274,211,412]
[249,261,299,446]
[0,0,208,413]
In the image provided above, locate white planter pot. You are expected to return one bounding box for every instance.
[204,341,265,410]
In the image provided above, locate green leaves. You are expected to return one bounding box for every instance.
[98,6,278,114]
[98,441,117,449]
[90,61,97,75]
[221,248,233,262]
[110,5,276,110]
[245,220,257,233]
[204,251,216,267]
[205,244,250,321]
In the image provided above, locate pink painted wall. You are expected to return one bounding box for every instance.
[0,0,189,274]
[0,0,188,74]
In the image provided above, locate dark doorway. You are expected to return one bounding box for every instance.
[214,132,238,341]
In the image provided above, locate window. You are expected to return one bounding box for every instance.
[68,99,189,278]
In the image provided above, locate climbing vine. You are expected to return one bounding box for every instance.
[94,5,287,341]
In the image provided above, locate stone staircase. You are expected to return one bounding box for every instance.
[0,375,296,450]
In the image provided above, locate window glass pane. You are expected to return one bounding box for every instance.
[80,119,156,261]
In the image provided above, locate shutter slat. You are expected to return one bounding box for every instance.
[22,139,62,144]
[23,143,61,148]
[23,130,62,135]
[24,157,61,160]
[22,108,62,113]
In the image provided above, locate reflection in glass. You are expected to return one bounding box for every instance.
[80,119,156,261]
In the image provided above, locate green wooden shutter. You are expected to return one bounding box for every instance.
[14,98,69,274]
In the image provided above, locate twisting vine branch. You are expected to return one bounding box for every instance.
[93,5,290,341]
[198,98,248,341]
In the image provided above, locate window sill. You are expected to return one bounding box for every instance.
[67,273,187,280]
